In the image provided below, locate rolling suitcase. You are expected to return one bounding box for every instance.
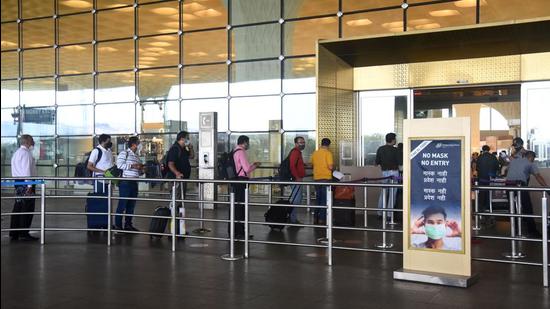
[333,185,356,227]
[265,199,291,230]
[86,192,108,229]
[149,206,171,237]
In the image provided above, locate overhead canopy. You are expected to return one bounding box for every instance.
[319,18,550,67]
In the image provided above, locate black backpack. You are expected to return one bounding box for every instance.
[161,144,183,178]
[74,147,102,178]
[218,149,243,180]
[277,148,299,182]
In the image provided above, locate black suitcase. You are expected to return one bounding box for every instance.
[149,206,171,237]
[333,199,355,227]
[86,192,108,229]
[265,199,291,230]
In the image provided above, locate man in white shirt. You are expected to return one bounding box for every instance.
[10,134,38,241]
[87,134,114,194]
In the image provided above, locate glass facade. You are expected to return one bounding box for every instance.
[2,0,550,178]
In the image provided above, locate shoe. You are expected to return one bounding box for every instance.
[20,234,39,241]
[124,225,139,232]
[234,234,253,239]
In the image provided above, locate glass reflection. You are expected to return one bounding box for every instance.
[231,24,280,60]
[407,1,475,31]
[59,45,93,74]
[95,71,136,103]
[343,0,402,12]
[230,60,280,96]
[1,80,19,108]
[182,0,228,31]
[98,40,135,72]
[139,1,180,36]
[138,68,179,101]
[1,137,18,164]
[342,9,404,38]
[283,131,316,162]
[182,64,228,99]
[20,106,56,136]
[95,103,136,134]
[181,98,228,132]
[97,7,135,41]
[21,78,55,107]
[58,14,93,45]
[57,105,94,135]
[1,51,19,79]
[481,0,550,23]
[230,96,281,131]
[183,29,227,64]
[231,0,279,25]
[136,100,180,134]
[23,48,54,77]
[22,18,54,48]
[56,137,93,166]
[1,109,18,136]
[282,94,315,131]
[22,0,54,19]
[1,0,18,22]
[1,22,18,51]
[284,0,338,18]
[283,57,315,93]
[284,17,338,56]
[138,35,179,68]
[57,75,93,105]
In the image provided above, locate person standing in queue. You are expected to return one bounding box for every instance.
[311,138,334,225]
[10,134,38,241]
[231,135,260,238]
[375,133,400,220]
[115,136,144,232]
[166,131,194,198]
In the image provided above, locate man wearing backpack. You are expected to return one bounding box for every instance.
[231,135,260,238]
[288,136,306,225]
[86,134,113,194]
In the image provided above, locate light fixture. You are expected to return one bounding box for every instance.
[28,43,49,48]
[151,7,179,15]
[346,18,373,27]
[182,2,206,11]
[162,74,178,78]
[194,9,222,17]
[61,0,92,9]
[429,10,461,17]
[408,19,434,26]
[415,23,441,30]
[382,21,403,29]
[142,52,161,57]
[1,40,17,48]
[157,28,178,34]
[154,35,178,41]
[160,50,178,56]
[217,53,228,58]
[189,51,208,57]
[149,42,172,47]
[454,0,487,8]
[140,57,158,61]
[182,13,198,20]
[63,45,86,51]
[98,46,118,52]
[146,47,166,52]
[63,70,81,74]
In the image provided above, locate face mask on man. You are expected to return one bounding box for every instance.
[136,143,143,154]
[29,145,35,151]
[244,143,250,150]
[424,223,446,240]
[105,141,113,149]
[298,144,305,151]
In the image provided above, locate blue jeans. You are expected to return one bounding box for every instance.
[315,180,331,221]
[289,184,303,223]
[377,170,399,217]
[116,180,138,228]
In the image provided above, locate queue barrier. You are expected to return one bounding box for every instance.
[1,176,549,287]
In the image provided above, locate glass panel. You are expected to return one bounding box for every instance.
[95,103,136,134]
[58,0,93,14]
[183,29,227,64]
[1,138,18,165]
[181,98,228,132]
[229,96,281,131]
[1,0,18,22]
[407,1,476,31]
[182,0,227,31]
[230,60,280,96]
[284,17,338,56]
[1,109,18,136]
[22,0,53,19]
[98,40,135,72]
[95,71,136,103]
[283,57,315,94]
[282,94,315,130]
[56,136,93,166]
[1,22,18,51]
[58,13,93,45]
[138,35,179,68]
[23,48,54,77]
[229,133,280,171]
[136,100,180,134]
[21,78,55,107]
[57,105,94,135]
[139,1,180,36]
[20,106,56,136]
[97,1,133,9]
[57,75,93,105]
[22,18,54,48]
[59,44,93,74]
[138,68,180,101]
[97,7,135,41]
[182,64,228,99]
[342,9,404,38]
[1,80,19,108]
[481,0,550,23]
[360,92,407,165]
[231,0,279,25]
[524,82,550,167]
[32,136,55,165]
[343,0,402,12]
[284,0,338,18]
[1,51,19,79]
[282,131,316,162]
[232,23,280,60]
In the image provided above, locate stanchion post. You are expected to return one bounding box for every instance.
[222,192,243,261]
[541,191,548,287]
[107,180,112,246]
[327,185,333,266]
[363,184,368,228]
[268,183,272,205]
[376,187,393,249]
[388,179,397,226]
[306,185,311,213]
[194,182,211,234]
[245,185,249,258]
[516,188,523,238]
[489,185,493,213]
[171,182,176,252]
[504,191,525,259]
[40,182,45,245]
[473,181,481,231]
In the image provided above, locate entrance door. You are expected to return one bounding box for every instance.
[522,81,550,167]
[358,89,411,166]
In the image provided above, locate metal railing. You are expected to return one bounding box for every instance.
[1,176,549,287]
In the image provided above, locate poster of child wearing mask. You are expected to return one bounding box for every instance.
[408,139,464,252]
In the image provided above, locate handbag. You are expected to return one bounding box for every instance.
[334,186,355,200]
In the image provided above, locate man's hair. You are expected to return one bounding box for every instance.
[385,133,396,143]
[422,205,447,220]
[176,131,189,142]
[482,145,490,152]
[19,134,33,145]
[294,136,304,144]
[98,134,111,144]
[237,135,249,145]
[128,136,140,148]
[321,138,331,146]
[526,151,536,158]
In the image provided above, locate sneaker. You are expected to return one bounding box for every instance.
[124,225,139,232]
[20,234,39,241]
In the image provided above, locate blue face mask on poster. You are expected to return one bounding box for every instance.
[424,223,446,240]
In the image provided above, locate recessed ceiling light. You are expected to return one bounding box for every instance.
[28,43,49,48]
[98,47,118,52]
[189,51,208,57]
[415,23,441,30]
[163,22,180,28]
[154,35,178,41]
[162,74,178,78]
[151,7,179,15]
[63,45,86,51]
[182,2,206,11]
[293,67,305,71]
[160,50,178,56]
[217,53,228,58]
[1,40,17,48]
[194,9,222,17]
[157,29,178,34]
[140,72,155,77]
[454,0,487,8]
[382,21,403,29]
[388,27,403,33]
[142,52,160,57]
[182,13,198,20]
[140,57,158,61]
[346,18,372,27]
[408,19,434,26]
[429,10,461,17]
[149,42,172,47]
[316,17,337,24]
[61,0,92,9]
[63,70,82,74]
[147,47,166,52]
